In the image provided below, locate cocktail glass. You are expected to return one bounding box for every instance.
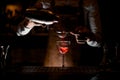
[57,41,70,67]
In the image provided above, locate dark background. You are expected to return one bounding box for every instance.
[97,0,119,43]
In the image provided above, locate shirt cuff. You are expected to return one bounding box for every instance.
[16,27,33,36]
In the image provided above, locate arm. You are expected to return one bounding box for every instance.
[70,32,100,47]
[16,19,42,36]
[16,18,58,36]
[84,5,102,47]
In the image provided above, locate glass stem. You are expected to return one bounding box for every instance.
[62,54,64,67]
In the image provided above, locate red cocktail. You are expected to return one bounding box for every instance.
[59,46,69,54]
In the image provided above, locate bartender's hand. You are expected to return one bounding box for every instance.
[70,32,100,47]
[26,17,58,28]
[26,20,42,29]
[26,17,58,25]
